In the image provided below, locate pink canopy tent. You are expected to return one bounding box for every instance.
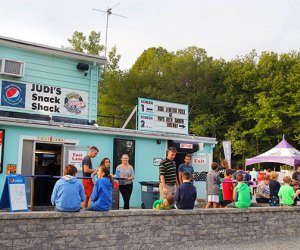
[245,137,300,167]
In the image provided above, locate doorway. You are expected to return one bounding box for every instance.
[34,143,62,206]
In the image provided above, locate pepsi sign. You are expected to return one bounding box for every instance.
[1,81,26,108]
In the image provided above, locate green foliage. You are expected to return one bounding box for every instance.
[67,31,104,55]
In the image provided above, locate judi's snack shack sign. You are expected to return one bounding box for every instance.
[0,80,89,118]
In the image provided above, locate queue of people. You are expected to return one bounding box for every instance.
[51,146,135,212]
[153,147,197,210]
[204,161,300,209]
[51,145,300,212]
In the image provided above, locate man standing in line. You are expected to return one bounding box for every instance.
[178,154,194,184]
[82,146,99,209]
[233,162,251,184]
[159,147,177,199]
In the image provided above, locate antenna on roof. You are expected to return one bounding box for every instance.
[92,3,127,59]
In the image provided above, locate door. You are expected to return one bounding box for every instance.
[34,143,62,206]
[62,144,89,177]
[21,140,35,207]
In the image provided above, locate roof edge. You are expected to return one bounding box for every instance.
[0,35,106,65]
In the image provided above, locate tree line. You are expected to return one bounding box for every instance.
[66,31,300,165]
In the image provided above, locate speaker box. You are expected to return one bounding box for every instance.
[77,63,89,71]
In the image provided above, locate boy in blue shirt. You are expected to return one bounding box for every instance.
[175,172,197,209]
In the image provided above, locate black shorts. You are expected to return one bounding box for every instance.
[221,200,232,206]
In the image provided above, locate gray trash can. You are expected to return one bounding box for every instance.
[139,181,159,209]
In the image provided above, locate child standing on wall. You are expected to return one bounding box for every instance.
[85,166,113,211]
[205,162,220,208]
[269,171,281,206]
[175,172,197,209]
[153,196,174,210]
[218,174,225,208]
[226,173,252,209]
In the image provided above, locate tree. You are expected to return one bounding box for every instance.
[66,31,121,72]
[66,30,123,126]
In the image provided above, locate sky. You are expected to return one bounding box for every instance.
[0,0,299,70]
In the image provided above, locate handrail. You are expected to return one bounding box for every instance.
[23,175,92,179]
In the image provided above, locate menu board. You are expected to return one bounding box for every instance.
[137,97,189,135]
[0,175,28,212]
[113,139,135,173]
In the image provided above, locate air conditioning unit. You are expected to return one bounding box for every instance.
[0,59,25,77]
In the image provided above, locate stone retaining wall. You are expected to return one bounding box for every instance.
[0,207,299,249]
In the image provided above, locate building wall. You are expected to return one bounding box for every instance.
[0,44,99,121]
[0,124,167,207]
[0,207,298,249]
[0,124,214,207]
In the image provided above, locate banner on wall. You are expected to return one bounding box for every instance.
[223,141,231,168]
[0,80,89,118]
[0,129,4,173]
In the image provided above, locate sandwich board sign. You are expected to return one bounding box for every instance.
[0,175,28,212]
[137,97,189,135]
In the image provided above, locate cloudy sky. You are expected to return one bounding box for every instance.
[0,0,299,69]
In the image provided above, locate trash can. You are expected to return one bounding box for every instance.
[139,181,159,209]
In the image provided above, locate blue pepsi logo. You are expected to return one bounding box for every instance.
[1,81,26,108]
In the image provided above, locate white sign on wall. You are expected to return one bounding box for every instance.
[68,150,86,169]
[137,97,189,135]
[153,158,163,166]
[0,80,89,118]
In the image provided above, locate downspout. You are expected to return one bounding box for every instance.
[88,62,98,123]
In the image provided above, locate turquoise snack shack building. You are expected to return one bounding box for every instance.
[0,36,217,209]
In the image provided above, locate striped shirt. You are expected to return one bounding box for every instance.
[159,159,177,185]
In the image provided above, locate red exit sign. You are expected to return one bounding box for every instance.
[193,158,206,164]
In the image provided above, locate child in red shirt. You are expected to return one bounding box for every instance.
[222,169,234,206]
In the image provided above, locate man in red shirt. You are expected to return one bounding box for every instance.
[222,169,234,206]
[81,146,99,209]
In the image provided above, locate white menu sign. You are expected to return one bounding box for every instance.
[137,98,189,135]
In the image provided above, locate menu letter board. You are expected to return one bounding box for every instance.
[137,97,189,134]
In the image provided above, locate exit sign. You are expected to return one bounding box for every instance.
[193,158,206,164]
